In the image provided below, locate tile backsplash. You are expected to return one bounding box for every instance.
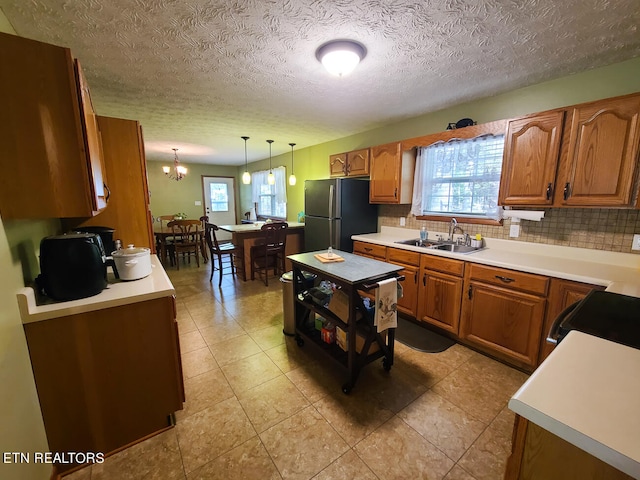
[379,205,640,254]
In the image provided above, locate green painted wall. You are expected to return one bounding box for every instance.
[226,57,640,224]
[147,161,238,222]
[0,10,54,480]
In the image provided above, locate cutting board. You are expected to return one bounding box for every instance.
[314,253,345,263]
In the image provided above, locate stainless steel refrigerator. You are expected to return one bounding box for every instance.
[304,178,378,252]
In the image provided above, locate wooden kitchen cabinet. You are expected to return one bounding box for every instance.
[460,264,548,370]
[0,32,108,219]
[369,142,415,204]
[329,148,370,177]
[499,93,640,208]
[557,93,640,207]
[505,416,633,480]
[64,116,155,251]
[417,255,465,335]
[387,247,420,317]
[23,295,184,474]
[353,240,386,260]
[537,278,605,365]
[499,110,565,206]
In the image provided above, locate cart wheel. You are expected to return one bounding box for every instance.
[383,358,392,371]
[342,383,352,395]
[296,337,304,347]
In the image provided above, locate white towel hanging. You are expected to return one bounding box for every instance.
[375,278,398,332]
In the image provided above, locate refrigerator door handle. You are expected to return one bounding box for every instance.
[328,184,334,248]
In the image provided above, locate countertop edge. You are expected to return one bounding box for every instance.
[508,331,640,479]
[19,255,176,324]
[351,231,640,293]
[508,398,639,478]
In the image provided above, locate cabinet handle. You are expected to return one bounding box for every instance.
[414,272,418,284]
[394,187,397,199]
[468,284,473,299]
[422,273,426,286]
[563,182,571,200]
[546,183,553,200]
[364,247,372,252]
[104,183,111,202]
[495,275,515,283]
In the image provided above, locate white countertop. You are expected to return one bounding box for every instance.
[18,255,175,324]
[352,226,640,295]
[509,331,640,478]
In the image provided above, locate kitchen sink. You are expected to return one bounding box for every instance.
[433,243,484,254]
[394,238,442,248]
[394,238,485,254]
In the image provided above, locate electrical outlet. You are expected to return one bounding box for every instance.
[633,234,640,251]
[399,217,406,226]
[509,224,520,238]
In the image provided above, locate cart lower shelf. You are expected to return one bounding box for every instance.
[295,323,393,394]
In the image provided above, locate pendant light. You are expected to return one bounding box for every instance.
[267,139,275,185]
[288,143,297,186]
[241,136,251,185]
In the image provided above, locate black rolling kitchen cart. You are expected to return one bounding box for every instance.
[288,250,404,394]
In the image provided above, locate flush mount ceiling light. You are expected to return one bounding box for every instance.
[315,40,367,77]
[162,148,187,181]
[241,136,251,185]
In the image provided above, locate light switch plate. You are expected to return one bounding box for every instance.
[509,224,520,238]
[195,200,202,206]
[399,217,406,226]
[633,234,640,251]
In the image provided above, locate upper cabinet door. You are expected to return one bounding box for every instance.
[369,142,402,203]
[0,33,107,219]
[329,153,346,177]
[76,60,108,213]
[557,94,640,207]
[345,149,370,176]
[499,110,564,206]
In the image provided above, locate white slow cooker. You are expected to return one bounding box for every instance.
[111,245,152,281]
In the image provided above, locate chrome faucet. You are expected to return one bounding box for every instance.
[449,217,464,242]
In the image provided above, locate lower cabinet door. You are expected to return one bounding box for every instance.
[418,269,463,335]
[395,264,419,317]
[460,281,546,369]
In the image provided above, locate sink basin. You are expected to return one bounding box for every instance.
[394,238,442,248]
[394,238,484,254]
[433,243,484,254]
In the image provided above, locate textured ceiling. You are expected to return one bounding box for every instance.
[1,0,639,165]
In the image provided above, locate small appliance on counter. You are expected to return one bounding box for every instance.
[111,245,152,281]
[72,225,120,278]
[36,233,108,301]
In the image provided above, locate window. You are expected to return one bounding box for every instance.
[251,166,287,218]
[208,183,229,212]
[411,134,504,219]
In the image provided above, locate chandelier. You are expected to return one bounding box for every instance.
[162,148,187,181]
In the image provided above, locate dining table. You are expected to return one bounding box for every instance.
[218,222,305,281]
[153,225,208,266]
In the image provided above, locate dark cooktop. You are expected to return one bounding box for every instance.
[559,290,640,350]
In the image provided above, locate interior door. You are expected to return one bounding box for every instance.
[202,176,236,242]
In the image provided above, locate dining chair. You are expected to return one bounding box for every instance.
[167,219,201,270]
[157,215,177,265]
[204,223,239,286]
[250,222,288,286]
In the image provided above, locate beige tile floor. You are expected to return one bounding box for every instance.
[66,262,529,480]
